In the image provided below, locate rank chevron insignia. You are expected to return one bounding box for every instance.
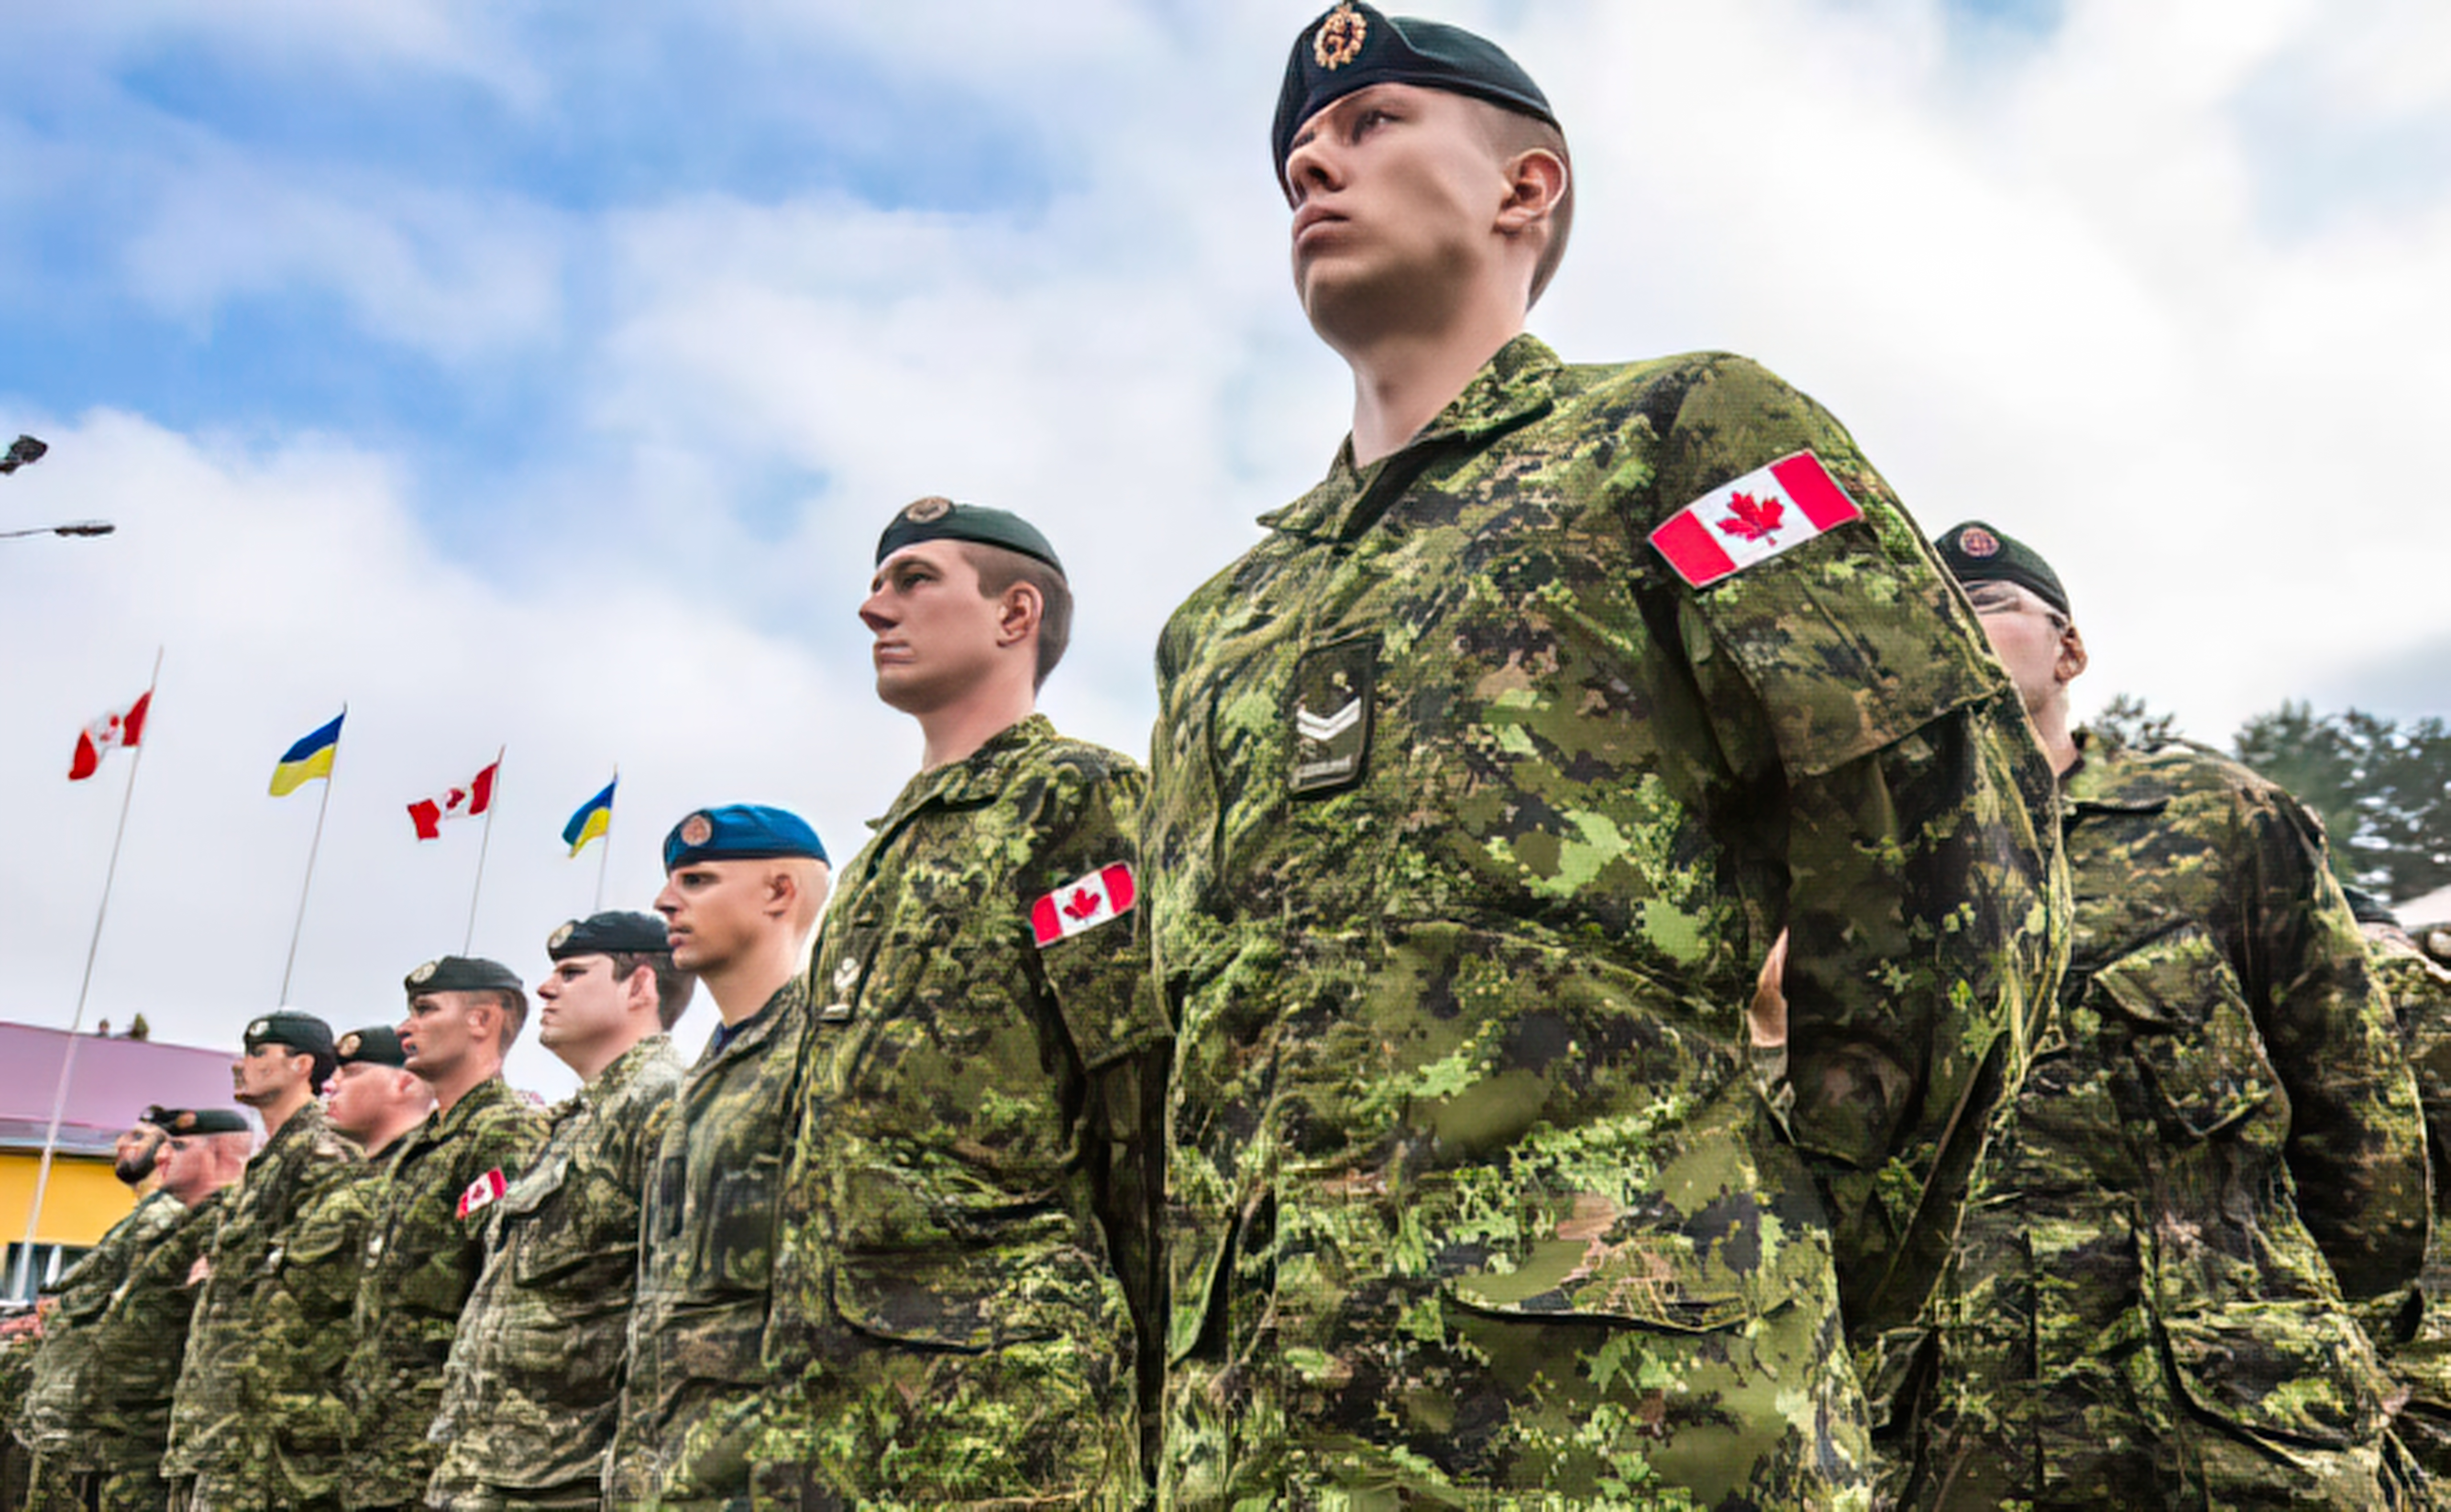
[1295,697,1364,743]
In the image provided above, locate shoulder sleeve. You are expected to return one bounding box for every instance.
[1021,750,1172,1070]
[1646,356,2013,778]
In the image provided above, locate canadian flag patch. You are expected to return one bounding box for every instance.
[1648,451,1863,588]
[456,1168,507,1219]
[1030,863,1137,946]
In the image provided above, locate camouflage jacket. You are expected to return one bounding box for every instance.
[341,1077,547,1511]
[430,1034,684,1506]
[163,1102,363,1488]
[759,715,1171,1507]
[12,1187,182,1461]
[1915,734,2427,1508]
[75,1190,223,1473]
[1147,336,2063,1507]
[2372,934,2451,1475]
[606,979,810,1508]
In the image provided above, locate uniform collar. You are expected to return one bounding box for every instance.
[865,713,1054,833]
[1261,332,1561,543]
[2060,729,2174,820]
[571,1032,672,1115]
[413,1074,521,1147]
[705,975,808,1058]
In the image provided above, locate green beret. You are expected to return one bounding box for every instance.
[875,497,1063,576]
[663,804,828,873]
[1934,520,2071,618]
[169,1109,251,1136]
[138,1105,183,1131]
[334,1026,407,1069]
[244,1010,336,1066]
[547,911,672,961]
[1273,3,1558,196]
[403,956,525,997]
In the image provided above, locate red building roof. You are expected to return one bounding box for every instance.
[0,1022,249,1157]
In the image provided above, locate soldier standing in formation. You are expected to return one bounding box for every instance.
[606,807,826,1509]
[341,960,547,1512]
[323,1026,436,1160]
[429,912,692,1510]
[1143,5,2063,1504]
[1910,522,2426,1508]
[12,1109,181,1508]
[163,1010,361,1512]
[73,1111,252,1511]
[756,502,1170,1506]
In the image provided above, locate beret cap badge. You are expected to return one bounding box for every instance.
[1314,3,1367,69]
[1958,526,2001,558]
[336,1033,361,1057]
[408,960,439,985]
[248,1019,270,1039]
[901,495,954,524]
[680,813,715,847]
[548,921,577,951]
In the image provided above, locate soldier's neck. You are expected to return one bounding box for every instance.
[2032,691,2080,777]
[917,687,1036,772]
[1333,300,1525,467]
[703,939,806,1028]
[257,1083,316,1138]
[425,1060,501,1117]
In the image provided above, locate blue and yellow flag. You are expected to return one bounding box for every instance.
[562,777,615,857]
[269,713,344,796]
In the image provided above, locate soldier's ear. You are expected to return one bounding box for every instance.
[996,581,1042,650]
[2057,623,2089,685]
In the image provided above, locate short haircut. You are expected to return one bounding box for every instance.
[1478,104,1574,306]
[963,542,1072,689]
[479,987,528,1055]
[608,950,698,1032]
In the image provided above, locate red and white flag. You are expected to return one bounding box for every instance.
[1030,862,1137,946]
[456,1167,506,1219]
[1649,451,1863,590]
[68,691,152,781]
[409,759,499,841]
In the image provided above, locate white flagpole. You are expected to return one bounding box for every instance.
[464,746,505,955]
[591,767,617,914]
[279,705,343,1006]
[15,648,162,1302]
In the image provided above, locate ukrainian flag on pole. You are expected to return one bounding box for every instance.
[563,777,616,856]
[269,713,344,796]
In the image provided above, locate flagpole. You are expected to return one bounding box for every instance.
[591,766,616,913]
[15,648,162,1301]
[464,746,504,955]
[279,704,342,1006]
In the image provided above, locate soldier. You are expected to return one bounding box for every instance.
[605,806,827,1509]
[1145,7,2066,1504]
[13,1107,184,1507]
[754,503,1170,1505]
[1905,522,2427,1508]
[163,1011,362,1512]
[324,1026,437,1160]
[74,1110,253,1512]
[340,961,548,1512]
[429,912,693,1510]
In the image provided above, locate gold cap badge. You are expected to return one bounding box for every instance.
[247,1019,270,1039]
[408,960,438,985]
[680,813,715,847]
[548,921,577,951]
[1314,3,1367,70]
[337,1033,362,1057]
[902,495,954,524]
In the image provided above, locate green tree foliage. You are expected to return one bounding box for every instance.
[2233,702,2451,903]
[2093,693,2183,753]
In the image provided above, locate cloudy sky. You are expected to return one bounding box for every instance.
[4,0,2448,1098]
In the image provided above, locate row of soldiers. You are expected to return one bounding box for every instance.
[13,1,2451,1505]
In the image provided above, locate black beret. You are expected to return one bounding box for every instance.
[2339,884,2402,930]
[334,1026,407,1068]
[403,956,525,997]
[169,1109,251,1136]
[138,1105,182,1130]
[1273,2,1558,196]
[875,497,1063,576]
[663,804,828,873]
[547,911,673,961]
[1934,520,2071,618]
[244,1010,336,1064]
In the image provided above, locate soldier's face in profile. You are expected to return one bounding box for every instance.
[157,1137,205,1203]
[655,860,771,974]
[861,542,1005,715]
[324,1062,400,1142]
[535,954,634,1055]
[1284,83,1511,338]
[231,1042,308,1108]
[397,991,480,1082]
[1967,581,2085,718]
[113,1124,164,1185]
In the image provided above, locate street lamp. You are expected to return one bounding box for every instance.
[0,519,114,540]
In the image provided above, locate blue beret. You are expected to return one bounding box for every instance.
[663,804,828,873]
[875,497,1064,576]
[547,910,673,960]
[1273,3,1558,196]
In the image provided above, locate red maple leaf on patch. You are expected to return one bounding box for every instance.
[1718,492,1784,542]
[1062,887,1103,922]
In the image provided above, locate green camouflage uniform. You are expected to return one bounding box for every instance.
[1,1325,40,1512]
[2373,932,2451,1479]
[77,1191,224,1512]
[341,1079,547,1512]
[1904,733,2427,1509]
[429,1034,685,1510]
[1147,335,2064,1508]
[162,1104,364,1511]
[755,715,1171,1508]
[605,980,810,1509]
[13,1187,184,1479]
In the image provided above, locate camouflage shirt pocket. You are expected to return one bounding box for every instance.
[702,1150,781,1292]
[2092,925,2282,1145]
[2156,1293,2392,1451]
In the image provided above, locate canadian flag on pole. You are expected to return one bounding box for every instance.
[68,692,151,781]
[1648,451,1864,589]
[409,759,500,841]
[1029,862,1137,946]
